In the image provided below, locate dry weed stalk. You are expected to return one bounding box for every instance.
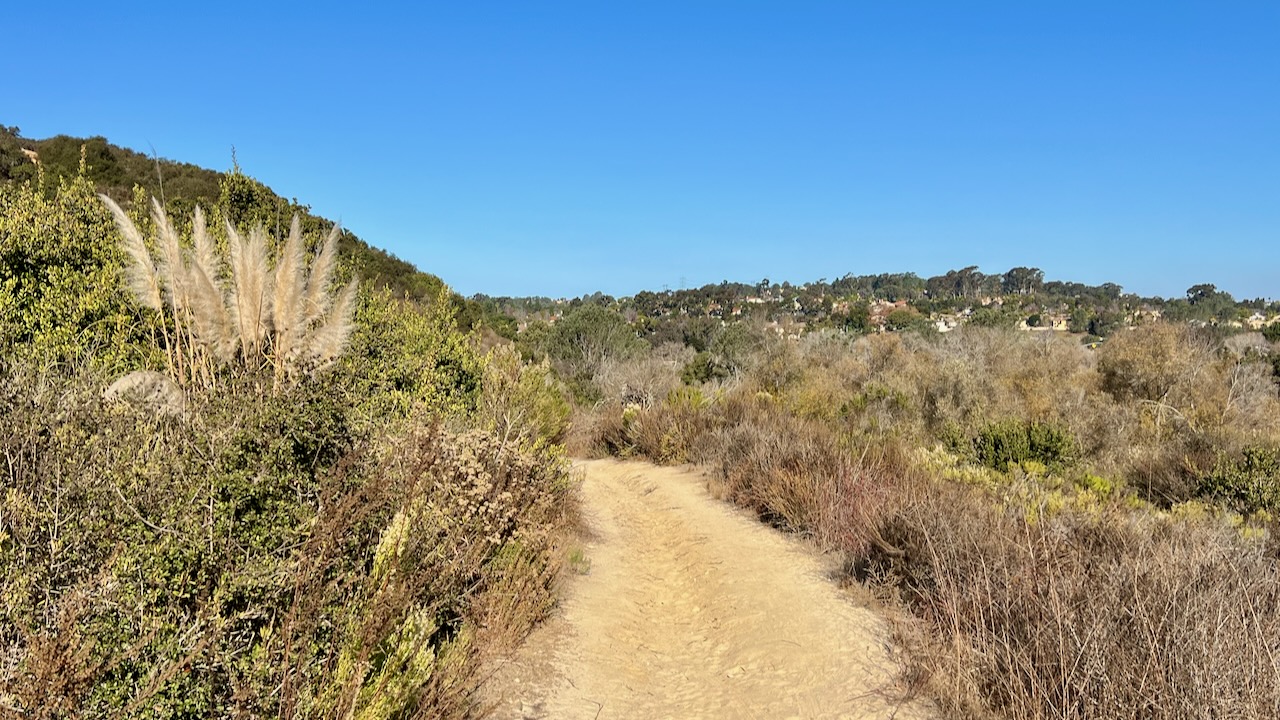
[101,195,357,388]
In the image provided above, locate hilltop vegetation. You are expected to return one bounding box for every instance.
[486,266,1277,354]
[0,125,512,326]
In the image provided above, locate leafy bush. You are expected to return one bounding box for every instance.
[1200,447,1280,515]
[519,304,644,401]
[681,350,729,384]
[0,174,140,369]
[972,419,1076,471]
[476,345,571,450]
[341,287,482,425]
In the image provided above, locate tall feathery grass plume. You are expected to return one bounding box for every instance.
[306,276,359,367]
[100,194,359,388]
[186,206,237,361]
[100,195,163,312]
[227,222,273,365]
[151,196,189,311]
[271,215,307,374]
[303,224,341,325]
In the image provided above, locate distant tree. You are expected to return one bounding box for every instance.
[34,135,121,187]
[1068,306,1091,334]
[1001,267,1044,296]
[525,304,643,400]
[1187,284,1219,304]
[632,290,664,317]
[0,126,36,183]
[869,272,927,301]
[1184,283,1237,322]
[927,266,988,299]
[968,306,1016,328]
[885,307,927,332]
[1088,309,1124,337]
[839,303,872,334]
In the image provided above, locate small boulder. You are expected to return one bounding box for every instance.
[104,371,185,417]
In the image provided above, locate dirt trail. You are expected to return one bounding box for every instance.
[482,458,933,719]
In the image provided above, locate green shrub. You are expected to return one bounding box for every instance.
[342,287,482,426]
[0,176,569,718]
[973,419,1076,471]
[477,345,571,449]
[0,174,141,369]
[680,350,729,384]
[517,304,643,402]
[1200,447,1280,514]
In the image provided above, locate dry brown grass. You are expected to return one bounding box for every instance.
[867,478,1280,720]
[578,324,1280,719]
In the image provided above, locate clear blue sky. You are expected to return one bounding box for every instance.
[8,2,1278,300]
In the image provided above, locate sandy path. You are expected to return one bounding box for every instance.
[481,458,932,719]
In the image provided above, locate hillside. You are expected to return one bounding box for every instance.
[0,125,579,715]
[485,268,1278,360]
[0,124,481,316]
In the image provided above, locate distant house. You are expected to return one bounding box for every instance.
[764,318,805,342]
[1130,308,1163,325]
[868,300,910,330]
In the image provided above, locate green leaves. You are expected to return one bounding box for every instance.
[1200,447,1280,515]
[972,419,1077,471]
[0,175,139,369]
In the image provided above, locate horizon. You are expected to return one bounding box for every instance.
[9,2,1278,301]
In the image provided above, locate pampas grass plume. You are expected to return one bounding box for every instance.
[99,194,163,311]
[102,194,359,387]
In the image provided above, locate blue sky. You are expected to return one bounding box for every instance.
[8,2,1278,299]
